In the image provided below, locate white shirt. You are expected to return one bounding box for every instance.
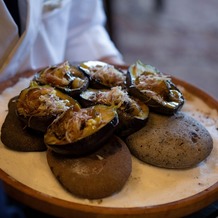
[0,0,122,81]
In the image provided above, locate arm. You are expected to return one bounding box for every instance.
[64,0,124,65]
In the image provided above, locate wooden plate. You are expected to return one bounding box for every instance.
[0,68,217,218]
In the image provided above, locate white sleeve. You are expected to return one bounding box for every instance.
[64,0,122,62]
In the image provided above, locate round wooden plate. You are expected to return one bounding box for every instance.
[0,67,217,218]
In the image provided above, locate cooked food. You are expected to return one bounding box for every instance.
[16,82,80,132]
[79,86,149,137]
[1,59,214,202]
[44,105,119,155]
[34,61,89,97]
[1,96,46,151]
[79,61,126,89]
[46,136,132,199]
[127,60,184,115]
[125,112,213,169]
[79,86,128,107]
[116,96,149,137]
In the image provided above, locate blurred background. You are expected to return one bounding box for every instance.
[105,0,218,100]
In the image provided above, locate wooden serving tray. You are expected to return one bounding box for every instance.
[0,67,217,218]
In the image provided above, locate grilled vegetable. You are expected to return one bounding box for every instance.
[16,82,80,132]
[44,105,119,156]
[79,87,149,137]
[116,96,149,138]
[34,61,89,97]
[127,60,184,115]
[79,61,126,89]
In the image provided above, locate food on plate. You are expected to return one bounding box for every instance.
[1,96,46,151]
[16,82,80,132]
[0,59,214,201]
[79,61,126,89]
[125,112,213,169]
[126,60,184,115]
[46,136,132,199]
[79,86,149,137]
[115,95,149,138]
[44,105,119,156]
[34,61,89,97]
